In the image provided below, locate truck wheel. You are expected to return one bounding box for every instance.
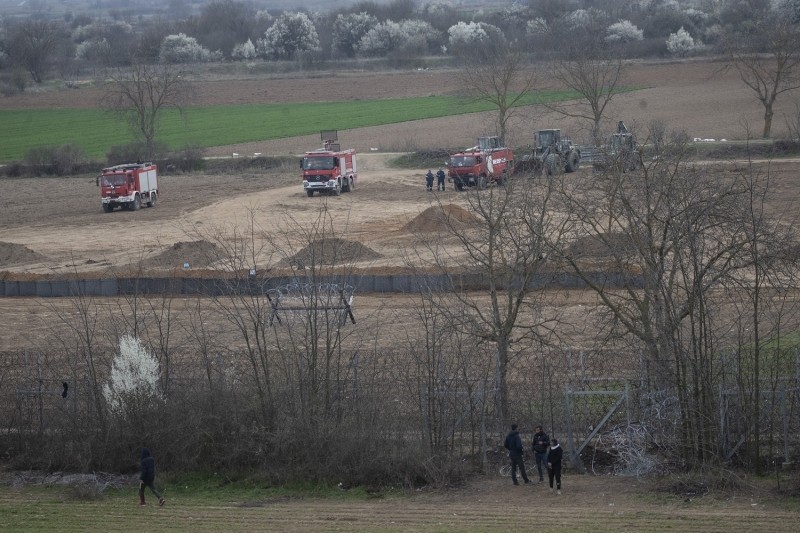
[565,153,576,172]
[455,180,464,191]
[478,176,488,189]
[147,192,157,207]
[306,190,314,197]
[544,154,562,176]
[103,204,114,213]
[131,195,141,210]
[333,181,341,196]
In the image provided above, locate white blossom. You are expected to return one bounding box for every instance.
[103,335,162,414]
[332,12,379,58]
[666,27,695,56]
[606,20,644,43]
[160,33,219,63]
[232,38,257,60]
[258,12,320,60]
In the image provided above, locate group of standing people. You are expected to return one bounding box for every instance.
[425,168,446,191]
[504,424,563,494]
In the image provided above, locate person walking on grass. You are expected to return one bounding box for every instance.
[504,423,531,486]
[139,447,165,507]
[547,438,563,495]
[532,425,549,483]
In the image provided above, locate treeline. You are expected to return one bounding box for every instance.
[0,0,793,91]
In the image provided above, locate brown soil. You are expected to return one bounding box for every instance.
[404,203,480,233]
[0,241,46,267]
[0,57,798,296]
[141,240,222,269]
[284,237,382,267]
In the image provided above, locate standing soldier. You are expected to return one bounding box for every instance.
[425,170,434,191]
[436,167,446,191]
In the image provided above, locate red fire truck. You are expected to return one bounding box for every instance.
[301,131,357,197]
[447,136,514,191]
[97,162,158,213]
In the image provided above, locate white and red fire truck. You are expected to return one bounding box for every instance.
[301,131,357,197]
[97,162,158,213]
[447,136,514,191]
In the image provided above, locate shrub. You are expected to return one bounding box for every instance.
[24,143,87,176]
[163,143,207,172]
[106,142,167,166]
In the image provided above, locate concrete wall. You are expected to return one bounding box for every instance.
[0,272,641,297]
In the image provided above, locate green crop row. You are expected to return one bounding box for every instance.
[0,90,593,162]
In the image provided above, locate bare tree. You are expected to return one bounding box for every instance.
[6,19,65,84]
[723,9,800,138]
[103,60,192,159]
[553,128,793,466]
[411,178,566,427]
[456,42,537,144]
[548,50,627,145]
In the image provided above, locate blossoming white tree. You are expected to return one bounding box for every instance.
[103,335,163,414]
[258,12,320,60]
[667,27,696,56]
[160,33,219,63]
[232,38,257,60]
[606,20,644,44]
[332,12,378,58]
[447,21,503,55]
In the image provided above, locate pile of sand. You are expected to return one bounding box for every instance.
[404,204,480,233]
[286,238,382,267]
[143,240,223,269]
[0,241,47,267]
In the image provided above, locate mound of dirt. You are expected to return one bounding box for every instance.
[286,238,382,267]
[0,241,47,266]
[143,240,223,269]
[404,204,480,233]
[568,232,636,259]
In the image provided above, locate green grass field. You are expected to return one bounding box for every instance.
[0,90,591,162]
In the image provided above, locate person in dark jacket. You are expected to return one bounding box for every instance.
[532,425,549,483]
[503,423,530,485]
[425,170,434,191]
[547,438,563,494]
[139,447,165,506]
[436,168,446,191]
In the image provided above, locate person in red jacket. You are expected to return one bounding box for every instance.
[547,438,563,494]
[139,447,166,507]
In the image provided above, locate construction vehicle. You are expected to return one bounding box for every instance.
[523,129,581,176]
[447,136,514,191]
[97,162,158,213]
[588,121,641,172]
[301,130,357,197]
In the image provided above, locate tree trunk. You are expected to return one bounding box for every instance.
[763,106,774,138]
